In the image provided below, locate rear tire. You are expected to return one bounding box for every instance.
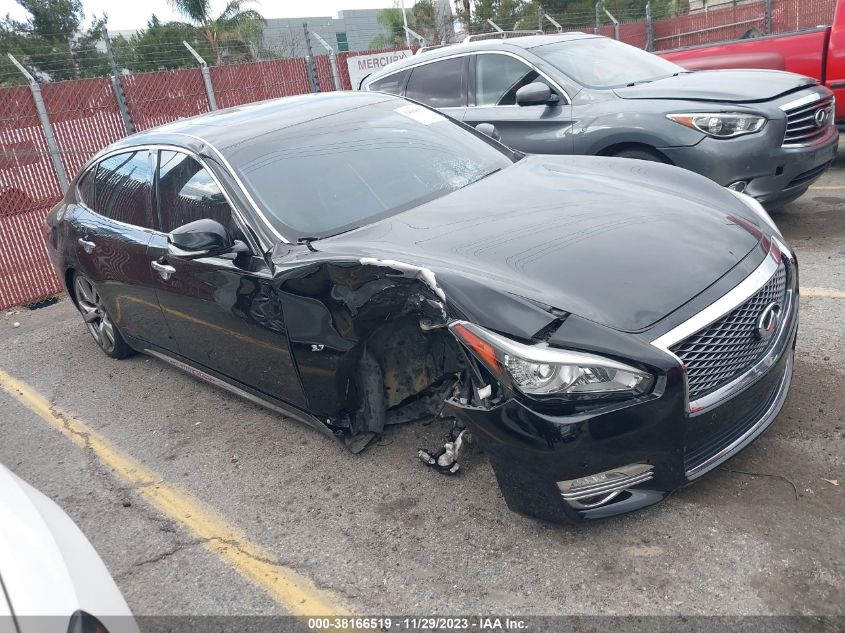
[71,273,134,359]
[611,148,666,163]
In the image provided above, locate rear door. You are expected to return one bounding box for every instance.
[147,150,306,407]
[70,149,174,348]
[462,52,575,154]
[403,56,468,120]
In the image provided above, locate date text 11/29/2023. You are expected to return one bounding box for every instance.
[307,617,528,630]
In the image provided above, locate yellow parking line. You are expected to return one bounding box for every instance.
[801,287,845,299]
[0,368,348,617]
[808,185,845,190]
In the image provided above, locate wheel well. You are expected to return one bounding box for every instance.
[598,142,672,164]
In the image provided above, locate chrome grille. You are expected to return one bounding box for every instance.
[671,263,788,401]
[782,95,834,146]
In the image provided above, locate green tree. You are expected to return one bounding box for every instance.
[370,1,454,49]
[370,7,406,49]
[0,0,108,85]
[110,15,213,73]
[166,0,265,65]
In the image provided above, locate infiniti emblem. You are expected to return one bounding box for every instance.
[756,302,782,341]
[814,108,828,128]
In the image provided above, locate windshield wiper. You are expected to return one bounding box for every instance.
[297,236,319,252]
[466,168,502,187]
[626,71,691,87]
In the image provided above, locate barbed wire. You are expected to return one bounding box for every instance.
[0,0,831,86]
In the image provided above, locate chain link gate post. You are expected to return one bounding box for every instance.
[7,53,69,193]
[595,2,601,34]
[302,23,320,94]
[103,28,135,134]
[646,2,654,51]
[310,31,342,91]
[183,41,218,111]
[764,0,773,35]
[603,7,620,40]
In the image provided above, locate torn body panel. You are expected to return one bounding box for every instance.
[275,255,471,449]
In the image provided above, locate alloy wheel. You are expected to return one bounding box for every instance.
[74,275,117,354]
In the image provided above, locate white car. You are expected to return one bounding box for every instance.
[0,464,139,633]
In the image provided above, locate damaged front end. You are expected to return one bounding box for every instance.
[279,253,689,524]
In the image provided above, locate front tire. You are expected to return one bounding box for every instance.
[72,273,134,359]
[611,148,666,163]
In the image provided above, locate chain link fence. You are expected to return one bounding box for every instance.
[0,0,839,310]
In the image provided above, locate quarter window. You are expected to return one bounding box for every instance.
[368,69,409,95]
[475,54,554,106]
[156,151,239,238]
[405,57,466,108]
[92,150,155,229]
[76,167,95,207]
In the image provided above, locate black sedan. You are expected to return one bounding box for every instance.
[44,92,798,523]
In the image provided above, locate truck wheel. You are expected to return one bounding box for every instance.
[612,148,666,163]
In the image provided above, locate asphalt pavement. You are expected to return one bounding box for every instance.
[1,158,843,620]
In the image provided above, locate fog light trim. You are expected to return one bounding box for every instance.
[557,463,654,510]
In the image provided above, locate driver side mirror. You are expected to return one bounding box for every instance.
[168,219,248,259]
[515,82,560,107]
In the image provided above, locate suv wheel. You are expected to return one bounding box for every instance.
[612,148,666,163]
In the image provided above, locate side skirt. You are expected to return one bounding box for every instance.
[143,348,337,439]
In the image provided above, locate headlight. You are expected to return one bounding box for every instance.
[449,321,654,400]
[667,112,766,138]
[727,187,781,237]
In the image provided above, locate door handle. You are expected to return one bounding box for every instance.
[78,237,96,254]
[151,259,176,281]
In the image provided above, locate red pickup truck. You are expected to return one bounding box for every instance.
[662,0,845,126]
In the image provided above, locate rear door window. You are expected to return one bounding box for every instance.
[405,57,466,108]
[368,69,409,95]
[92,150,155,229]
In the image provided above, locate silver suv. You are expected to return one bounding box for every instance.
[363,33,838,207]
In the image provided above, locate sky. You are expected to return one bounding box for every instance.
[0,0,399,31]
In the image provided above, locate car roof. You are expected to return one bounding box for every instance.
[364,32,598,84]
[105,91,398,155]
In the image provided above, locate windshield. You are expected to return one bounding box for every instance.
[225,99,514,240]
[531,37,684,90]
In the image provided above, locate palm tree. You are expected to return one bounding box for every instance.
[167,0,265,65]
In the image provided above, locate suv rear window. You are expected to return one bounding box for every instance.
[405,57,466,108]
[368,69,409,95]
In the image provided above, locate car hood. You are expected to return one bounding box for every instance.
[613,69,814,103]
[0,464,136,625]
[317,155,764,333]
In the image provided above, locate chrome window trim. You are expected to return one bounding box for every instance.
[651,241,796,415]
[685,350,793,480]
[363,50,572,105]
[80,143,266,255]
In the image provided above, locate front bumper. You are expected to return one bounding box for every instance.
[447,245,799,524]
[661,125,838,207]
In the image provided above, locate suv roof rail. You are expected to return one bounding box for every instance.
[415,43,452,55]
[463,30,543,43]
